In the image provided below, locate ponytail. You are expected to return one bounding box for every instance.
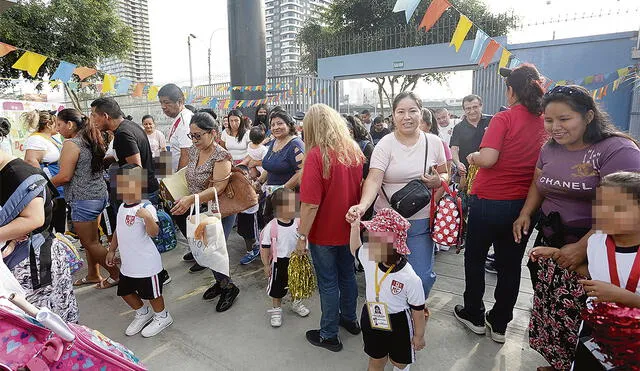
[58,108,105,173]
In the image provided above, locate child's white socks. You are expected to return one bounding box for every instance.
[136,305,150,316]
[393,365,410,371]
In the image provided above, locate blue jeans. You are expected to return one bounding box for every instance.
[309,243,358,339]
[463,196,530,332]
[406,218,436,299]
[70,199,108,222]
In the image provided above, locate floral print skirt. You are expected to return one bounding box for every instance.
[528,258,587,370]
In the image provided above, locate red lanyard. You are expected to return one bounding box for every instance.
[168,116,182,141]
[606,235,640,293]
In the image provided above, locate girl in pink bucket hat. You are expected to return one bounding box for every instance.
[349,208,426,371]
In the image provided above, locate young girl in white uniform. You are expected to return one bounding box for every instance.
[350,208,426,371]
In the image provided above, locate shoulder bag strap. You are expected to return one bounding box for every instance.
[0,174,48,227]
[422,132,429,175]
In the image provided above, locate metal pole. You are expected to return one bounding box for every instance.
[188,34,196,88]
[208,28,225,86]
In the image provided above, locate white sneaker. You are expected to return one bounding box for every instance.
[291,300,310,317]
[125,309,154,336]
[268,307,282,327]
[141,312,173,338]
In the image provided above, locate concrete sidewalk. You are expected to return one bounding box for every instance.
[72,232,546,370]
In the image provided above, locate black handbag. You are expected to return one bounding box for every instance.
[381,133,432,218]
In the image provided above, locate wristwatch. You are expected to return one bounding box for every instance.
[296,233,307,242]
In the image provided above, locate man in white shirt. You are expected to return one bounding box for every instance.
[361,109,372,132]
[435,108,455,146]
[158,84,193,172]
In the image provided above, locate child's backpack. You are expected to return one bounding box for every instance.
[143,202,177,253]
[430,180,463,248]
[0,302,146,370]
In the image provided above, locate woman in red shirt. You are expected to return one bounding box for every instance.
[298,103,365,352]
[454,64,547,343]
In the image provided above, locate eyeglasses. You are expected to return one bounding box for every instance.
[187,132,209,140]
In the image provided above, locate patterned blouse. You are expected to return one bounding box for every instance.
[185,144,232,195]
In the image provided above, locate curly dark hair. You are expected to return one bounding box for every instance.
[503,64,544,115]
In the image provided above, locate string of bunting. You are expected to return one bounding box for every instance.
[214,83,291,92]
[391,0,637,89]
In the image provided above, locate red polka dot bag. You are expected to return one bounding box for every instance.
[430,180,464,248]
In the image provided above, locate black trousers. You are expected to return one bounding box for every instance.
[462,196,532,332]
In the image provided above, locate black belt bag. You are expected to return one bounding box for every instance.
[381,133,431,218]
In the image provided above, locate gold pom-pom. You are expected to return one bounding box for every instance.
[288,253,317,300]
[466,164,479,194]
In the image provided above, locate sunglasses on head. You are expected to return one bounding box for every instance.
[544,85,591,100]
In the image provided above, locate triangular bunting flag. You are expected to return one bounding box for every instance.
[601,85,608,98]
[418,0,450,32]
[12,51,47,77]
[0,42,17,57]
[74,66,97,80]
[470,30,490,62]
[49,80,62,89]
[478,40,500,68]
[209,98,218,108]
[223,100,231,109]
[617,67,630,79]
[202,97,212,106]
[555,80,567,86]
[132,83,145,97]
[101,74,117,93]
[498,49,511,71]
[593,74,604,83]
[449,15,473,52]
[583,76,594,85]
[147,85,159,101]
[612,78,621,91]
[67,82,79,91]
[116,78,133,95]
[592,89,598,100]
[508,57,521,69]
[50,61,77,82]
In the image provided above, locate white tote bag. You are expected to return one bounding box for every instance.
[186,191,230,277]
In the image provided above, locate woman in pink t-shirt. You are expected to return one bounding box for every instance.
[299,103,365,351]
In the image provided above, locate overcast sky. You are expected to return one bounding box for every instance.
[147,0,640,99]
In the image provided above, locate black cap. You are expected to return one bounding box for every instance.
[499,67,512,78]
[293,111,305,121]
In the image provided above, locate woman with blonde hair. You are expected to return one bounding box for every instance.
[298,103,365,352]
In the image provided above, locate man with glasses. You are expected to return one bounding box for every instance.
[450,95,493,178]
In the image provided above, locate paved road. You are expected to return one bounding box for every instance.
[72,231,546,370]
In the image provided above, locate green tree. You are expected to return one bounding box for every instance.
[299,0,518,115]
[0,0,133,108]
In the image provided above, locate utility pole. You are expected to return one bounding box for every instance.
[228,0,266,114]
[208,28,226,85]
[188,33,197,88]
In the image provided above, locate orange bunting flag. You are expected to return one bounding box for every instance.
[477,40,500,68]
[12,51,47,77]
[601,85,608,98]
[74,66,97,80]
[0,42,17,57]
[418,0,450,32]
[132,83,145,97]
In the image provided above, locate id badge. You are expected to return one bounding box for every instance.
[367,302,392,331]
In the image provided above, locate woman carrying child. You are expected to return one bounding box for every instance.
[350,208,426,371]
[260,187,310,327]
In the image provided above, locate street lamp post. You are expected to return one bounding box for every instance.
[208,28,226,85]
[188,33,197,88]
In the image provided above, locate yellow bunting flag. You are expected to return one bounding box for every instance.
[418,0,450,32]
[449,15,473,52]
[555,80,567,86]
[12,51,47,77]
[0,42,17,57]
[592,89,598,100]
[147,85,159,101]
[498,49,511,71]
[132,83,145,97]
[74,66,97,80]
[617,67,630,79]
[49,80,62,88]
[201,97,212,106]
[612,78,621,91]
[583,76,594,85]
[101,74,117,93]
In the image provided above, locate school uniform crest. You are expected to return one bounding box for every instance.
[391,280,404,295]
[125,215,136,226]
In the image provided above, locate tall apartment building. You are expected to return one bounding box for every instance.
[100,0,153,83]
[265,0,332,76]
